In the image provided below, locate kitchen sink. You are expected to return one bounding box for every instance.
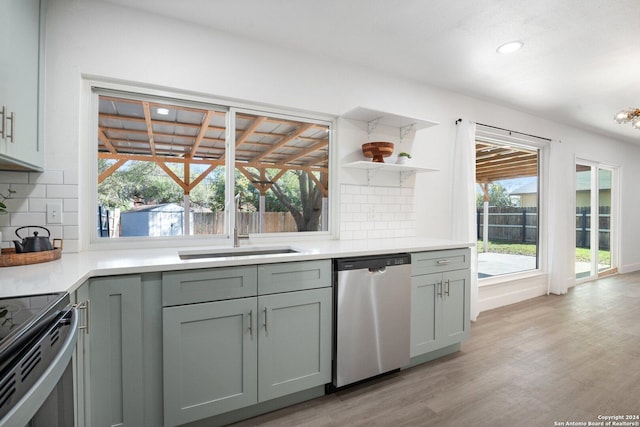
[179,246,300,260]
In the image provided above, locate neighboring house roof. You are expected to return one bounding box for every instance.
[123,203,185,213]
[511,171,610,195]
[510,181,538,196]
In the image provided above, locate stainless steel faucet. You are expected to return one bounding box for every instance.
[233,193,248,247]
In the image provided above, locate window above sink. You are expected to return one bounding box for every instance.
[89,83,336,249]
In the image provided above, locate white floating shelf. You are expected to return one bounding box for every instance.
[343,161,439,185]
[341,107,439,131]
[343,161,439,173]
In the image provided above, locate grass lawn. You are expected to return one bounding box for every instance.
[477,241,610,264]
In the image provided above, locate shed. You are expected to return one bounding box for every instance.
[120,203,193,237]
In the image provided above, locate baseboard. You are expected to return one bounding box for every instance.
[619,263,640,274]
[478,274,548,313]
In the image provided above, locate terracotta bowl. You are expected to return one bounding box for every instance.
[362,142,394,163]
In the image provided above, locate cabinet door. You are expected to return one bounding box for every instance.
[89,275,144,427]
[163,297,257,426]
[410,273,442,357]
[441,269,471,346]
[0,0,42,169]
[258,288,331,402]
[73,283,90,427]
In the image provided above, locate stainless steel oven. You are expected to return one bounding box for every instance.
[0,292,78,427]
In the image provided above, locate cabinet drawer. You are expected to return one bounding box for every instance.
[258,260,331,295]
[411,249,470,276]
[162,266,257,306]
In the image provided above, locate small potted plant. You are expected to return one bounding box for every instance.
[0,188,15,249]
[396,152,412,165]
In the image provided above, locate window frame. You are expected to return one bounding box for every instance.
[474,128,547,286]
[84,80,336,250]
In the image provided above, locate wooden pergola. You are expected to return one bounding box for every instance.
[476,140,539,250]
[476,141,538,184]
[98,96,329,193]
[98,95,330,233]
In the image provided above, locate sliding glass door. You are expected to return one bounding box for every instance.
[575,161,616,280]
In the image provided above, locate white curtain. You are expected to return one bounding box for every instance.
[451,120,479,321]
[543,140,571,294]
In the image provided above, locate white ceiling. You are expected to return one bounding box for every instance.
[103,0,640,144]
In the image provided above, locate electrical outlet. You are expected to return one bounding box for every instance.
[47,202,63,224]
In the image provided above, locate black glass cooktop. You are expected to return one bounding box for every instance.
[0,292,69,371]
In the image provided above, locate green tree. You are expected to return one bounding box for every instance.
[476,183,515,208]
[98,160,183,210]
[269,170,323,231]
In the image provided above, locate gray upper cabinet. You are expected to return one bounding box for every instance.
[0,0,44,171]
[410,249,471,357]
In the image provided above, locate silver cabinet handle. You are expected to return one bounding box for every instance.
[263,306,268,335]
[0,106,6,139]
[445,280,450,296]
[75,299,90,334]
[436,259,450,265]
[437,281,443,297]
[248,309,253,337]
[7,111,14,143]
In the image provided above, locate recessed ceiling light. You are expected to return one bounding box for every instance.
[496,41,524,54]
[157,107,170,115]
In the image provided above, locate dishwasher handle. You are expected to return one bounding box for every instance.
[368,266,387,274]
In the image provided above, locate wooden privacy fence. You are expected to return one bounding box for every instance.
[575,206,610,250]
[477,207,538,244]
[477,206,610,250]
[193,212,298,234]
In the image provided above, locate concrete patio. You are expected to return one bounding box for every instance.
[478,252,600,278]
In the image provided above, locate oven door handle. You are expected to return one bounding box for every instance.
[0,307,79,427]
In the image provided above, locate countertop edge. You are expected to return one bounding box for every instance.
[0,238,473,297]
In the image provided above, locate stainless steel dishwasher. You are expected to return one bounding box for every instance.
[332,253,411,388]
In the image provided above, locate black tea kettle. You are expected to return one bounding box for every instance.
[13,226,54,253]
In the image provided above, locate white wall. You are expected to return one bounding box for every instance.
[2,0,640,309]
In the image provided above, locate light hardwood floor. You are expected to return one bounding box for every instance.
[233,272,640,426]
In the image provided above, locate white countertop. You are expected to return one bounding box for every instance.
[0,237,471,298]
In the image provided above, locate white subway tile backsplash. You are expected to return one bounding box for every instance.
[343,185,361,194]
[11,213,47,226]
[47,184,78,199]
[29,171,64,185]
[12,184,46,198]
[0,171,81,253]
[63,226,79,240]
[46,225,63,239]
[64,198,79,213]
[0,173,29,184]
[29,198,49,213]
[62,212,79,226]
[63,169,79,185]
[340,183,416,240]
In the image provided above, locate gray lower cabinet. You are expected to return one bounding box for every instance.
[162,260,332,427]
[258,287,331,402]
[162,297,258,427]
[75,275,145,427]
[410,250,471,357]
